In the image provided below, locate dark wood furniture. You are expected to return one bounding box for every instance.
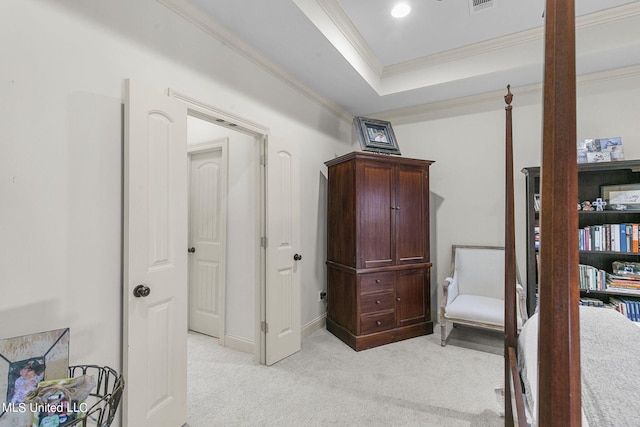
[523,160,640,316]
[325,151,434,351]
[506,1,582,424]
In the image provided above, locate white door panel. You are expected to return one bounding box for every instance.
[124,79,187,427]
[189,146,226,338]
[266,148,301,365]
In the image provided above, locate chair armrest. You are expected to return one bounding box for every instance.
[515,283,529,323]
[442,275,459,306]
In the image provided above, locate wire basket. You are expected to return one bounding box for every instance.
[61,365,124,427]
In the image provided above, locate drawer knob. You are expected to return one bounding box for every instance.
[396,297,401,302]
[376,321,382,326]
[375,279,381,283]
[376,300,381,304]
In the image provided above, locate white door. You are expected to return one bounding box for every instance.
[123,79,188,427]
[265,141,301,365]
[188,144,227,338]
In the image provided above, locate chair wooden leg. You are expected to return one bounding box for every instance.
[441,320,447,346]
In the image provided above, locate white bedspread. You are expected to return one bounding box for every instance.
[518,306,640,426]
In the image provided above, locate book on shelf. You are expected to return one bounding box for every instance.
[609,296,640,322]
[578,262,640,296]
[578,223,640,253]
[579,264,607,292]
[579,297,605,307]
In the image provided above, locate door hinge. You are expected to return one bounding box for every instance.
[261,321,269,333]
[261,236,268,248]
[260,154,267,166]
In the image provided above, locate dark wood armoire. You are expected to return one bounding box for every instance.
[325,151,434,351]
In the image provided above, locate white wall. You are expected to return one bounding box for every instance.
[389,70,640,316]
[0,0,352,400]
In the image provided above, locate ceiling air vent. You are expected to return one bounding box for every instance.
[469,0,494,14]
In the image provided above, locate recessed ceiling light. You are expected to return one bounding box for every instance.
[391,2,411,18]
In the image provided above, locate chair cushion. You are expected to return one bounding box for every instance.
[444,294,524,328]
[454,247,505,299]
[444,294,505,327]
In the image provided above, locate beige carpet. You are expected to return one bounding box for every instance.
[187,325,504,427]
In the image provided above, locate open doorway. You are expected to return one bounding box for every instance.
[186,116,258,352]
[185,113,262,426]
[171,86,302,367]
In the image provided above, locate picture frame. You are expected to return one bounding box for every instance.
[533,193,541,212]
[1,328,70,424]
[577,137,624,163]
[601,183,640,210]
[353,116,401,155]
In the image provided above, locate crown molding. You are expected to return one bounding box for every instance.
[316,0,383,75]
[156,0,352,123]
[377,64,640,124]
[382,27,542,78]
[578,1,640,28]
[383,2,640,79]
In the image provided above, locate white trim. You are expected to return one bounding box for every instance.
[258,135,268,365]
[301,314,327,339]
[224,334,255,355]
[157,0,352,122]
[187,138,228,346]
[316,0,382,76]
[169,89,270,136]
[187,138,228,154]
[377,64,640,124]
[384,2,640,79]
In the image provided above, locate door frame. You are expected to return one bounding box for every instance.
[187,138,229,344]
[169,88,268,363]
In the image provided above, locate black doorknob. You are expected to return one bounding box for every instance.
[133,284,151,298]
[293,254,302,261]
[188,247,196,253]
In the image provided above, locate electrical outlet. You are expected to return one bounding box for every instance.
[318,291,327,302]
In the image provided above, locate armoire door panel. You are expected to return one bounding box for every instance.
[359,162,394,268]
[395,165,428,264]
[396,268,428,326]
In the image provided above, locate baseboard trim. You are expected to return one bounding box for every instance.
[224,334,254,355]
[223,315,326,352]
[302,313,327,339]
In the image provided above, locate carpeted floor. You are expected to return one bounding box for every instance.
[187,325,504,427]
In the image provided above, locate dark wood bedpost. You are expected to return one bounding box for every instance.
[538,0,581,425]
[503,84,520,426]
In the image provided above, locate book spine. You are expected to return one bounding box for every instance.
[620,224,627,253]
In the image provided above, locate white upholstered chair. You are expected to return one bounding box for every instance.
[440,245,528,346]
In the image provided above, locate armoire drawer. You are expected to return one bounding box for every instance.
[360,272,394,294]
[360,311,395,334]
[360,292,395,314]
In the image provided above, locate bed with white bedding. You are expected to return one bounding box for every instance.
[518,306,640,426]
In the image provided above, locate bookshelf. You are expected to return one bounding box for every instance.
[522,160,640,317]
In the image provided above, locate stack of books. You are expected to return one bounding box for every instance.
[606,275,640,294]
[606,261,640,295]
